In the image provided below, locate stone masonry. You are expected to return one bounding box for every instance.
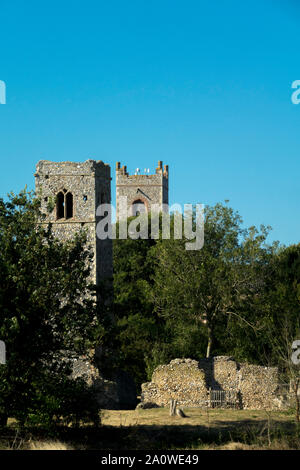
[71,354,137,409]
[141,357,283,410]
[35,159,112,284]
[116,160,169,220]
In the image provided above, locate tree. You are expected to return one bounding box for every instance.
[111,216,161,389]
[266,315,300,422]
[0,189,103,427]
[262,244,300,422]
[150,202,276,358]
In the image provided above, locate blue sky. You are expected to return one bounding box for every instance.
[0,0,299,246]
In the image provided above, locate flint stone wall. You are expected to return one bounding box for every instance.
[116,161,168,220]
[71,355,137,409]
[35,160,112,284]
[141,356,281,410]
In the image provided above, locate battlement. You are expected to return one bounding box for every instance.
[116,162,128,176]
[155,160,169,177]
[116,161,169,219]
[116,161,168,180]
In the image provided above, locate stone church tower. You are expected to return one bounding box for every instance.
[116,160,169,220]
[34,159,112,285]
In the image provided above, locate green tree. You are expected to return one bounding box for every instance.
[271,244,300,331]
[0,190,103,427]
[150,202,276,359]
[111,216,160,389]
[261,244,300,421]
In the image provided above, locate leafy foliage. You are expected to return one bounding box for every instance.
[150,204,278,358]
[0,190,102,427]
[112,204,290,388]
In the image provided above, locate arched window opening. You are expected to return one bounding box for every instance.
[66,192,73,219]
[131,199,146,216]
[56,192,65,219]
[56,191,74,220]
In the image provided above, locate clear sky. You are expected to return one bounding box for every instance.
[0,0,299,246]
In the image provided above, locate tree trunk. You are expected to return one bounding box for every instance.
[169,399,177,416]
[294,379,300,423]
[206,324,213,358]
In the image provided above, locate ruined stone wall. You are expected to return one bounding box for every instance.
[141,357,281,410]
[71,354,137,409]
[142,359,207,407]
[35,159,112,284]
[238,363,279,409]
[116,161,168,220]
[35,160,116,408]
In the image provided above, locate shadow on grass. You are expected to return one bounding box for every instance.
[0,417,299,450]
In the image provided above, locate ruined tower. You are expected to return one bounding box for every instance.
[34,160,112,284]
[116,161,169,220]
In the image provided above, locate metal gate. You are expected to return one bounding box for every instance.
[208,389,238,408]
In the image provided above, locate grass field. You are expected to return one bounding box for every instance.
[1,408,299,450]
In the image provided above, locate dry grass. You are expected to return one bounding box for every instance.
[1,408,298,450]
[101,407,294,429]
[27,440,73,450]
[100,407,299,450]
[196,440,299,450]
